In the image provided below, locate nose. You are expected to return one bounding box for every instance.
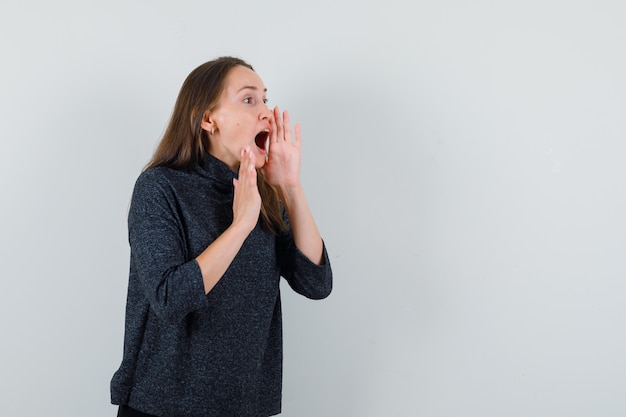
[259,104,272,121]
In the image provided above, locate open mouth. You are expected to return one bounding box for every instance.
[254,130,270,152]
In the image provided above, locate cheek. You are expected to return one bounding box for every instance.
[220,120,242,141]
[229,116,243,131]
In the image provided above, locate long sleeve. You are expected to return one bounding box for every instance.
[277,215,333,299]
[128,170,209,324]
[112,154,331,416]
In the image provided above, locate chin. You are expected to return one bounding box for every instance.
[255,157,267,169]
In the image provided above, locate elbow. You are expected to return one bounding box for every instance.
[302,271,333,300]
[310,286,332,300]
[138,262,207,324]
[148,292,187,325]
[314,276,333,300]
[145,276,193,325]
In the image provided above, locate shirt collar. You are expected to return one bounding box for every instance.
[195,152,238,185]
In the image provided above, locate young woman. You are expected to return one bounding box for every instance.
[110,56,333,417]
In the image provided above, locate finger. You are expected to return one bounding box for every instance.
[238,148,245,173]
[294,122,302,147]
[247,147,257,181]
[238,147,252,181]
[283,110,292,144]
[269,115,277,147]
[274,106,283,142]
[238,148,248,176]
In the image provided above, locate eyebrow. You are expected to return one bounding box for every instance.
[237,86,267,93]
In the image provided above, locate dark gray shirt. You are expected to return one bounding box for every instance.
[110,153,332,417]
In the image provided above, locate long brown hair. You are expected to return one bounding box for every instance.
[145,56,285,234]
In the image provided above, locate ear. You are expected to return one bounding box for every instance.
[200,110,216,134]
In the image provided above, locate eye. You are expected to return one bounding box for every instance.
[243,96,269,105]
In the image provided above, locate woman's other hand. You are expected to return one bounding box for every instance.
[262,106,302,189]
[232,146,262,233]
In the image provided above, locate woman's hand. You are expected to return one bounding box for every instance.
[262,106,302,189]
[196,147,261,294]
[232,146,262,233]
[261,107,323,264]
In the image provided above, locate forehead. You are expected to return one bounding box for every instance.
[223,65,266,93]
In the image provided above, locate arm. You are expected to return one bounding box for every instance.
[263,106,324,264]
[195,147,262,293]
[277,222,333,299]
[263,107,332,297]
[130,148,261,323]
[129,172,209,324]
[277,184,323,264]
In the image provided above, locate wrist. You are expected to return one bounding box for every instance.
[277,183,303,203]
[278,185,309,215]
[229,218,255,238]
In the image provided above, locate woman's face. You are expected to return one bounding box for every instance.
[203,65,273,170]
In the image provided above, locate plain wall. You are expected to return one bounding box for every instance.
[1,0,625,416]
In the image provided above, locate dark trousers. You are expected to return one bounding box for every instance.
[117,405,159,417]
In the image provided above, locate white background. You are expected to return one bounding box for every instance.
[1,1,625,416]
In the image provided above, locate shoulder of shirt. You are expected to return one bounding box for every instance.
[136,165,195,186]
[132,166,193,200]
